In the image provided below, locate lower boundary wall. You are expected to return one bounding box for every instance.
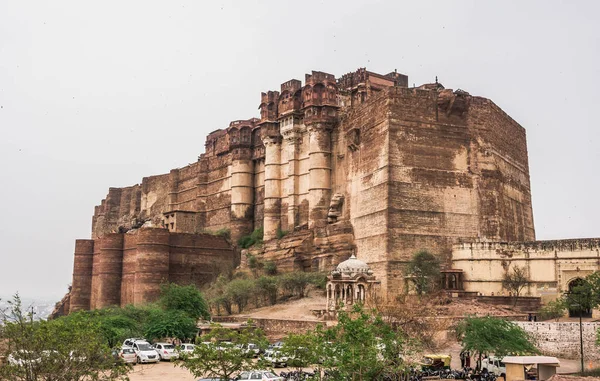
[516,321,600,361]
[212,316,324,339]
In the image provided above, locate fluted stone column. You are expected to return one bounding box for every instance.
[263,136,282,241]
[308,124,332,229]
[230,158,254,242]
[282,128,300,231]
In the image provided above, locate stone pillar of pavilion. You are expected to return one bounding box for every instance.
[326,253,379,312]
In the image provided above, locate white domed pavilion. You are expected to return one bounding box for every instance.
[326,253,379,311]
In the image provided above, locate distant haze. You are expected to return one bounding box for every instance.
[1,1,599,300]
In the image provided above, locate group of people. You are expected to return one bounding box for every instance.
[459,350,471,368]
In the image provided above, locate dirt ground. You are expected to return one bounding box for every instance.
[127,361,196,381]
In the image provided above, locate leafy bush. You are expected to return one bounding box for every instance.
[255,276,279,305]
[215,228,231,239]
[159,283,211,320]
[538,298,566,321]
[264,260,277,275]
[238,227,264,248]
[276,228,288,239]
[225,279,255,312]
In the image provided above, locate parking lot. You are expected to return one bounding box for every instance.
[127,361,317,380]
[128,361,196,381]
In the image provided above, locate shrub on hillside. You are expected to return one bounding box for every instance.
[238,227,264,248]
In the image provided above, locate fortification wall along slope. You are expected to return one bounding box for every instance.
[69,67,535,306]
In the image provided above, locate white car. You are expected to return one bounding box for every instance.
[178,343,196,357]
[7,350,41,367]
[237,370,283,381]
[263,350,288,368]
[117,347,137,364]
[122,338,145,347]
[153,342,178,361]
[241,343,261,357]
[131,341,159,364]
[481,356,506,377]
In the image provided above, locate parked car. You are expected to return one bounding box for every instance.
[153,342,178,361]
[7,350,41,368]
[236,370,283,381]
[267,341,283,350]
[122,338,145,347]
[263,350,288,368]
[235,343,261,357]
[117,347,137,364]
[481,356,506,377]
[131,341,159,364]
[178,343,196,357]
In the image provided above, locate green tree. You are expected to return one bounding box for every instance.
[456,316,539,369]
[538,298,566,321]
[320,304,410,380]
[144,308,197,342]
[226,279,254,312]
[281,332,321,372]
[67,308,141,349]
[568,272,600,313]
[404,250,441,296]
[158,283,210,320]
[255,276,279,306]
[0,295,130,381]
[502,265,530,306]
[176,323,268,380]
[279,272,325,298]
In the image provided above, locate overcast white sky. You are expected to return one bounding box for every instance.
[1,0,599,300]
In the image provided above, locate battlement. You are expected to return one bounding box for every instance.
[454,238,600,253]
[260,91,280,105]
[228,118,258,129]
[281,79,302,93]
[305,70,336,85]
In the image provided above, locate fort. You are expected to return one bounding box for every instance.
[59,67,598,315]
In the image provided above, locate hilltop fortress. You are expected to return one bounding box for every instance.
[62,67,600,315]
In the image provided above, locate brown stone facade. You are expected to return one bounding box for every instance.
[72,67,535,304]
[69,228,235,312]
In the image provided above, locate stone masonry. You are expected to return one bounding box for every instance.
[516,322,600,361]
[68,67,537,309]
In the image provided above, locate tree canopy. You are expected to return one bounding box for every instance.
[404,250,441,296]
[456,316,538,363]
[0,295,130,381]
[502,265,530,306]
[158,283,211,320]
[175,322,268,380]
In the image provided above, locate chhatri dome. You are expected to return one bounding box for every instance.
[334,254,373,275]
[326,253,379,313]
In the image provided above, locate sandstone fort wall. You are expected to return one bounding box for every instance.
[69,67,540,307]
